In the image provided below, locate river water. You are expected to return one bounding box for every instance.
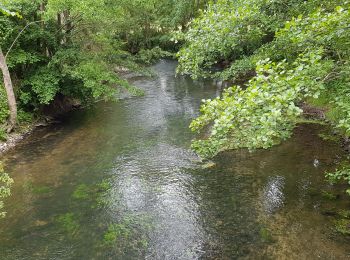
[0,60,349,259]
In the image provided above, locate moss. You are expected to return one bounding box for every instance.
[325,107,343,124]
[307,94,330,108]
[307,187,320,197]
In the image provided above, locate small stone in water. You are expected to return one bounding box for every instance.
[202,161,216,169]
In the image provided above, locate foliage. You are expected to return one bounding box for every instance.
[136,47,173,64]
[326,167,350,196]
[0,162,13,218]
[176,0,271,79]
[1,0,205,128]
[177,0,350,158]
[0,127,6,141]
[0,86,9,124]
[334,219,350,235]
[190,50,332,157]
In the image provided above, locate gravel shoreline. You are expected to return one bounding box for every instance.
[0,126,35,155]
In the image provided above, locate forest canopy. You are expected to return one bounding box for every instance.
[0,0,208,136]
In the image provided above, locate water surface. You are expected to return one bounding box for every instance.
[1,60,350,259]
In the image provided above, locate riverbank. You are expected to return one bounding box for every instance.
[0,116,63,155]
[0,126,33,155]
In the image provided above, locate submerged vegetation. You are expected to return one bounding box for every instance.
[103,215,152,252]
[55,212,80,235]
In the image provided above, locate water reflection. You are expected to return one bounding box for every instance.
[262,176,285,214]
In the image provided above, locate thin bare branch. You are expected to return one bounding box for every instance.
[5,20,43,59]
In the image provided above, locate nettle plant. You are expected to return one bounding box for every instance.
[190,50,332,158]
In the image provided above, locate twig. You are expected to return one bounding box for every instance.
[5,20,43,59]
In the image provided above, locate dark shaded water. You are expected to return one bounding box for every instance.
[1,60,350,259]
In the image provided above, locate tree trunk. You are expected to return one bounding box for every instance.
[0,47,17,132]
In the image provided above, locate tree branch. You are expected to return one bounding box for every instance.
[5,20,43,59]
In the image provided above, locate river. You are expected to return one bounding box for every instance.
[0,60,349,259]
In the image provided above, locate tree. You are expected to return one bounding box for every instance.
[0,6,21,132]
[177,0,350,158]
[0,47,16,132]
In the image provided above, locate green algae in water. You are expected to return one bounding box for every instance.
[34,186,51,194]
[259,227,274,243]
[93,180,113,209]
[104,223,131,245]
[56,213,80,235]
[102,215,152,251]
[72,179,113,208]
[96,179,112,192]
[72,184,90,200]
[23,181,52,195]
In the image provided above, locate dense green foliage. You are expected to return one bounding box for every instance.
[176,0,350,158]
[0,0,206,130]
[0,0,207,219]
[191,50,332,157]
